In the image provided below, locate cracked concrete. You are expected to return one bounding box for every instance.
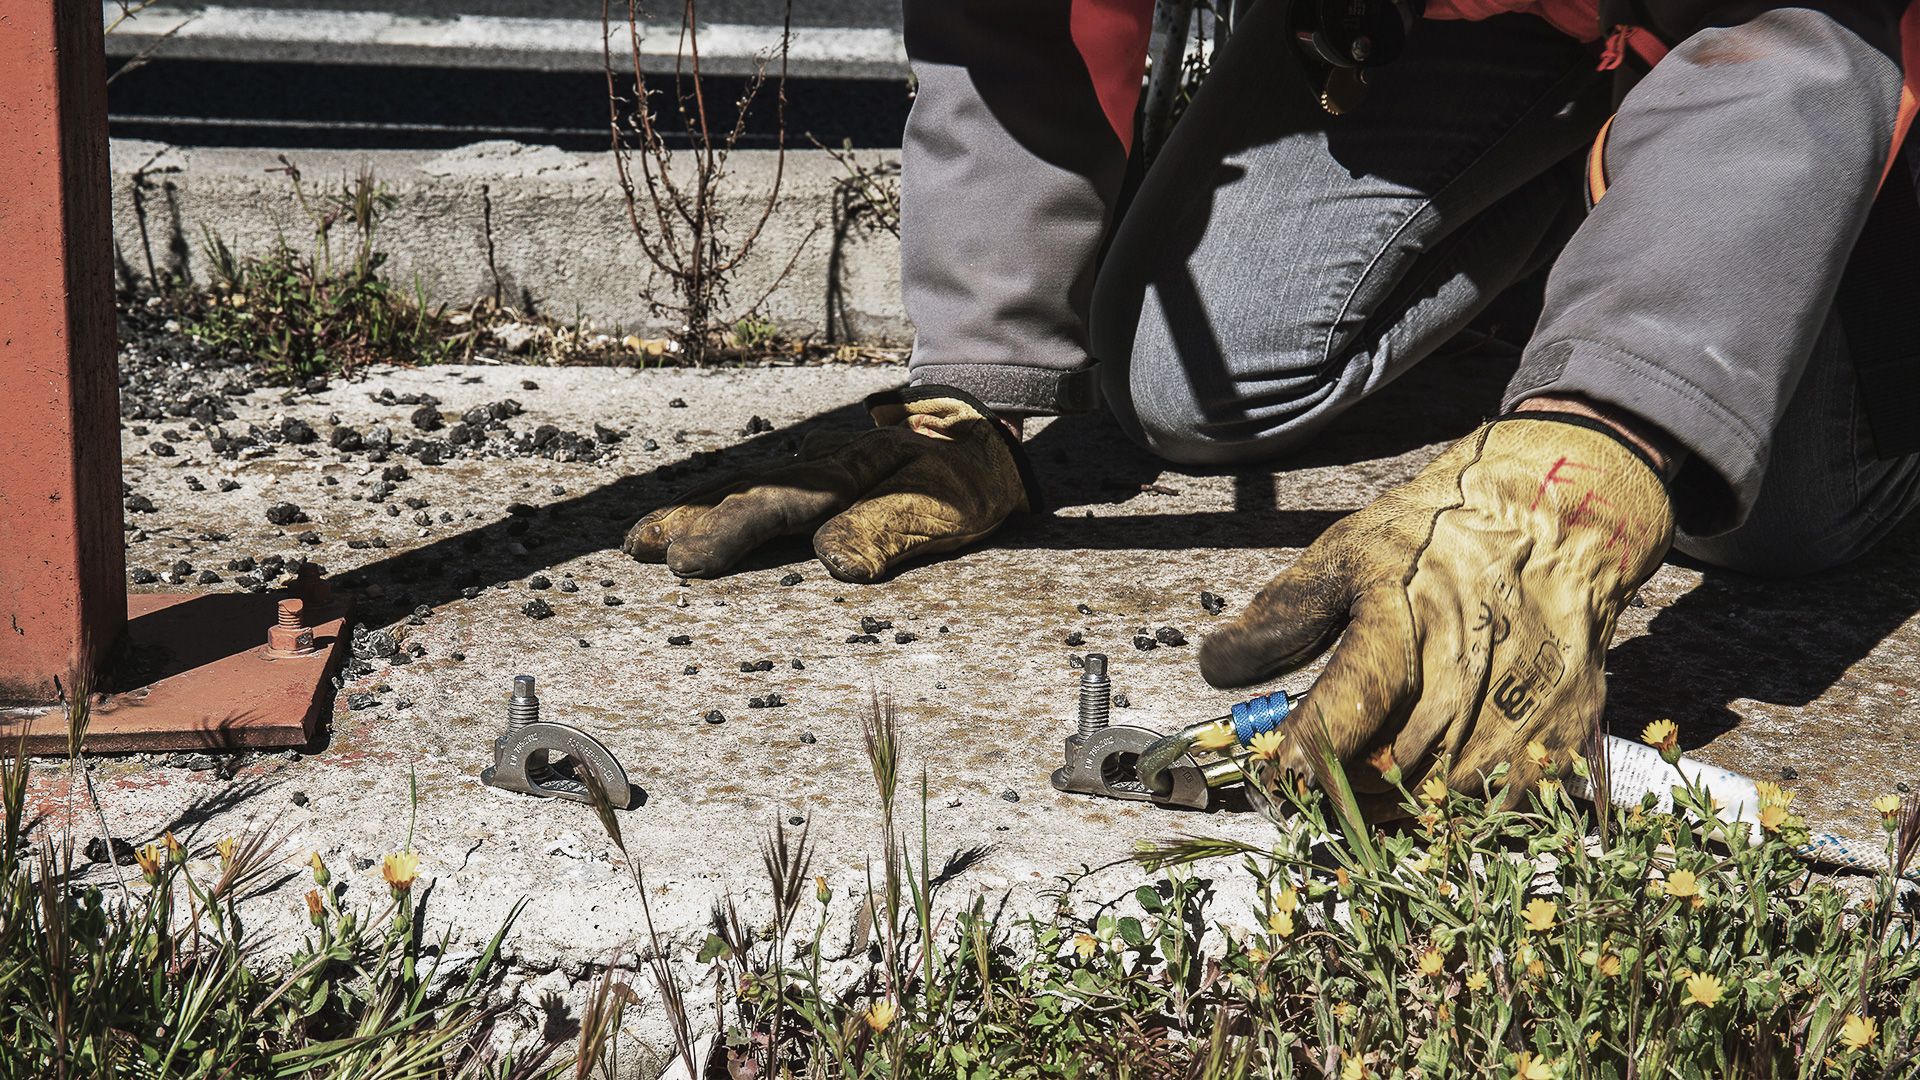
[31,347,1920,1062]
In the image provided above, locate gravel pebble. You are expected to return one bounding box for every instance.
[703,709,725,725]
[265,502,307,525]
[521,598,554,619]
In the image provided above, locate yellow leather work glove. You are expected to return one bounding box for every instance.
[1199,416,1674,802]
[623,387,1037,582]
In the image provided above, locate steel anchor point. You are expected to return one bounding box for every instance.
[481,674,641,810]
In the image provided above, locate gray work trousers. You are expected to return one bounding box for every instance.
[1090,6,1919,575]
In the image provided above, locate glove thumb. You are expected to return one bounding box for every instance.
[1199,532,1356,688]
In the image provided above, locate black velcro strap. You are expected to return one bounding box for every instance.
[1836,166,1920,460]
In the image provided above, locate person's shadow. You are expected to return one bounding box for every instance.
[1605,516,1920,750]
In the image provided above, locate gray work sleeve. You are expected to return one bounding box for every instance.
[1505,4,1908,535]
[900,0,1153,416]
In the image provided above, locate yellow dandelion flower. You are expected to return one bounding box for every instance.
[134,842,165,884]
[1072,933,1097,960]
[1192,723,1239,753]
[163,831,185,864]
[1587,1030,1602,1049]
[1758,804,1789,832]
[1525,740,1554,770]
[382,851,420,895]
[1274,885,1300,914]
[1417,947,1445,978]
[1331,1001,1356,1023]
[1465,970,1489,991]
[1755,781,1795,809]
[215,836,237,870]
[1419,774,1450,806]
[1333,867,1351,892]
[1513,1051,1556,1080]
[1664,869,1701,899]
[305,888,325,925]
[1873,793,1902,820]
[1641,719,1678,752]
[815,874,831,905]
[1340,1055,1371,1080]
[1268,910,1296,938]
[1247,943,1270,964]
[1683,971,1724,1007]
[1521,898,1557,932]
[1840,1013,1878,1051]
[1537,777,1562,802]
[864,999,898,1033]
[1248,729,1286,762]
[1598,954,1622,978]
[309,851,331,886]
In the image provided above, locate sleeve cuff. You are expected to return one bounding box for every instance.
[1505,338,1756,536]
[906,361,1102,417]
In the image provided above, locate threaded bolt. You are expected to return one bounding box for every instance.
[508,675,540,733]
[1076,653,1110,740]
[276,598,305,628]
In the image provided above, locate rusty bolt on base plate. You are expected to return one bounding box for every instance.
[265,598,317,658]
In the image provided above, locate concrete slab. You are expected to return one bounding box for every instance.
[43,350,1920,1056]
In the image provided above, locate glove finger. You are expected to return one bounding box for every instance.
[1264,585,1418,781]
[623,474,764,563]
[1199,522,1360,689]
[812,454,1018,583]
[665,460,877,577]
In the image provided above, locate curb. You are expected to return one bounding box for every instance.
[110,139,908,343]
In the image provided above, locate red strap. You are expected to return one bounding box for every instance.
[1596,24,1630,71]
[1069,0,1155,154]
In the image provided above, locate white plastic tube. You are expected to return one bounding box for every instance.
[1572,735,1763,828]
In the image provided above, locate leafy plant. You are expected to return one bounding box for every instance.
[177,160,458,385]
[578,698,1920,1078]
[0,690,573,1078]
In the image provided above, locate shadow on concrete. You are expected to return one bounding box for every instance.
[158,774,284,836]
[327,345,1515,629]
[1605,515,1920,751]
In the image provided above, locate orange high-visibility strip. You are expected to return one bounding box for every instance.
[1587,114,1616,204]
[1888,2,1920,187]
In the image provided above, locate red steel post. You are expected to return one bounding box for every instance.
[0,0,126,704]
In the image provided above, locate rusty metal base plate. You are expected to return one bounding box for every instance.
[0,591,350,754]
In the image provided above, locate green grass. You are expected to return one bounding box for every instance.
[179,165,458,385]
[10,689,1918,1077]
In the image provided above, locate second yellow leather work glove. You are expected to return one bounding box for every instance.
[1200,416,1674,802]
[624,387,1037,582]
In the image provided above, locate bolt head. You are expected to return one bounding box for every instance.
[267,624,317,655]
